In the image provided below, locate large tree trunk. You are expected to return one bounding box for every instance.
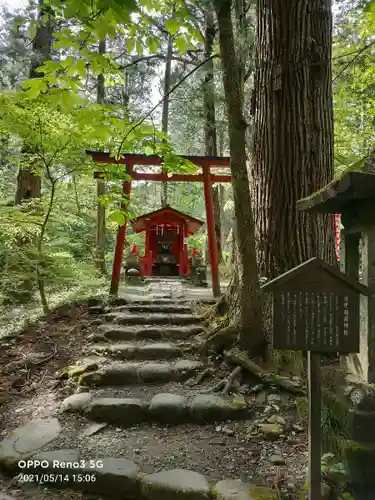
[15,0,52,206]
[203,9,222,263]
[95,39,107,275]
[161,35,173,207]
[214,0,264,356]
[250,0,335,278]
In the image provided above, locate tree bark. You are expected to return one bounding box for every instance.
[161,35,173,207]
[214,0,264,355]
[95,39,107,275]
[203,8,222,263]
[250,0,335,278]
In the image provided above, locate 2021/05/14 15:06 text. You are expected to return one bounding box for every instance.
[17,473,97,484]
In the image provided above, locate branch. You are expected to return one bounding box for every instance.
[118,53,198,70]
[332,39,375,83]
[116,54,219,156]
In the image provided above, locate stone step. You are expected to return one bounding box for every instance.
[97,324,205,341]
[89,342,191,360]
[105,312,204,326]
[61,392,252,425]
[114,304,193,314]
[111,297,216,306]
[79,360,204,386]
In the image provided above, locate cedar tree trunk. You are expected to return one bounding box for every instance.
[214,0,264,355]
[161,35,173,207]
[250,0,335,278]
[95,39,107,275]
[203,8,222,262]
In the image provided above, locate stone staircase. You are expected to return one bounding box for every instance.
[0,281,281,500]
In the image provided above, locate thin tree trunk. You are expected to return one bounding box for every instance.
[95,39,107,275]
[214,0,264,355]
[203,8,223,263]
[250,0,335,278]
[161,36,173,207]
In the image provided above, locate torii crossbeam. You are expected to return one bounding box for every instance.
[87,151,232,297]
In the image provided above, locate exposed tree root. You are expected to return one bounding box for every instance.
[225,348,305,395]
[198,325,238,356]
[194,367,215,385]
[222,366,242,396]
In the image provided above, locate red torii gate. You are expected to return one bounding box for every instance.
[88,151,232,298]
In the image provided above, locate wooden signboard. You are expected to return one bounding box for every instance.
[262,257,366,353]
[261,257,368,500]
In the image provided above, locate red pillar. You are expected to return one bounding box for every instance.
[203,166,220,297]
[110,164,133,296]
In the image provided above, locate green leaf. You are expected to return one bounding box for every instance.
[28,21,37,40]
[147,37,159,54]
[165,19,180,36]
[108,211,125,225]
[21,78,48,98]
[175,36,188,55]
[364,0,375,11]
[126,38,135,53]
[135,40,143,55]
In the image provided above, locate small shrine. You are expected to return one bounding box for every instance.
[128,205,204,277]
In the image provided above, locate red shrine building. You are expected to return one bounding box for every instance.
[130,206,203,277]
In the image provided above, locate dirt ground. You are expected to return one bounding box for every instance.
[0,303,308,499]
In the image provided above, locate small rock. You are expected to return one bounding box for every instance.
[79,422,107,437]
[292,423,303,432]
[258,423,284,441]
[268,414,286,426]
[255,391,267,404]
[216,426,222,432]
[267,394,281,404]
[270,454,285,465]
[222,427,234,436]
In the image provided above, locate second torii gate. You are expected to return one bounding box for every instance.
[88,151,232,298]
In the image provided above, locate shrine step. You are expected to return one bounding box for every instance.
[78,360,204,387]
[96,324,205,341]
[88,341,193,360]
[114,304,193,314]
[61,392,252,425]
[104,312,204,326]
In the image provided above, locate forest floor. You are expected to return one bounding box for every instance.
[0,281,308,500]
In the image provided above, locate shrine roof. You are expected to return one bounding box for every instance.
[296,171,375,214]
[131,205,204,235]
[261,257,368,295]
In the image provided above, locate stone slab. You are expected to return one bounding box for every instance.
[0,418,62,466]
[84,398,149,425]
[174,360,203,379]
[141,469,210,500]
[149,394,188,423]
[60,393,93,412]
[90,342,182,360]
[138,343,182,359]
[138,363,174,383]
[213,479,277,500]
[106,313,204,326]
[189,395,249,423]
[99,325,205,341]
[80,363,140,386]
[80,457,140,497]
[125,305,192,314]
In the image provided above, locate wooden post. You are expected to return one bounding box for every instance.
[203,166,220,297]
[109,164,133,296]
[308,351,321,500]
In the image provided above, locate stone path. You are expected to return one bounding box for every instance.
[0,279,291,499]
